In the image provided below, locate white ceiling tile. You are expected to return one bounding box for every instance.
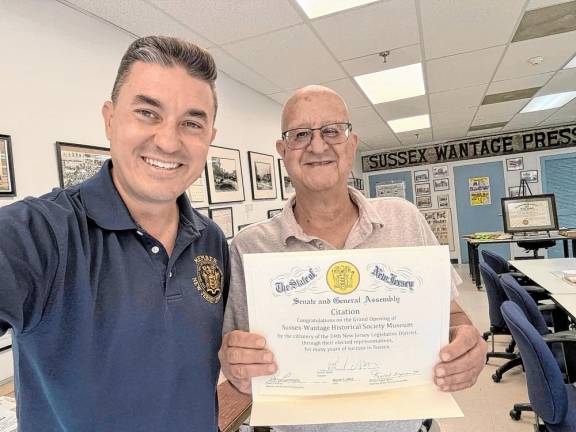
[494,31,576,81]
[363,135,402,149]
[349,106,383,127]
[472,99,529,125]
[148,0,302,44]
[537,68,576,95]
[426,46,505,92]
[321,79,371,109]
[208,47,282,95]
[429,85,487,113]
[341,44,421,78]
[487,72,554,94]
[396,129,433,146]
[355,122,397,138]
[503,110,555,130]
[433,125,470,142]
[312,0,419,61]
[467,127,503,136]
[540,98,576,124]
[64,0,211,46]
[420,0,525,59]
[223,25,346,89]
[374,95,429,120]
[527,0,575,10]
[266,91,291,106]
[431,107,478,128]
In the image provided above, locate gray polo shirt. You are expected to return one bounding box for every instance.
[224,188,460,432]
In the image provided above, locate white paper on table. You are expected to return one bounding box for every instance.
[244,245,462,425]
[0,397,16,432]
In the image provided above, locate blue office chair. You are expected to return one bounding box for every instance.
[479,263,519,374]
[501,301,576,431]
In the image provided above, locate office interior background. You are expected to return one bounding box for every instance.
[1,1,576,431]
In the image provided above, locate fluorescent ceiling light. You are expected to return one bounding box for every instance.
[388,114,430,133]
[521,91,576,113]
[354,63,426,105]
[564,55,576,69]
[296,0,379,18]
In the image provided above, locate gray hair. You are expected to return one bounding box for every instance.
[111,36,218,117]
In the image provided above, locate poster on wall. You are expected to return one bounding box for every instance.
[375,181,405,198]
[0,134,16,196]
[421,209,455,251]
[56,142,110,188]
[468,176,491,206]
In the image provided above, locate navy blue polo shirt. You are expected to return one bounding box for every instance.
[0,160,229,431]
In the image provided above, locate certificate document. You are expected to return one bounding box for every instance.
[244,245,462,425]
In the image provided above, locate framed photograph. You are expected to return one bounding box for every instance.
[56,142,110,188]
[433,178,450,191]
[238,223,252,232]
[205,145,245,204]
[267,208,282,218]
[414,169,429,183]
[508,186,520,198]
[415,182,431,196]
[437,194,450,208]
[520,170,538,183]
[278,159,294,200]
[353,178,364,190]
[209,206,234,239]
[501,194,558,233]
[415,195,432,209]
[0,134,16,196]
[432,165,448,179]
[506,157,524,171]
[195,207,209,218]
[248,151,277,200]
[186,170,209,207]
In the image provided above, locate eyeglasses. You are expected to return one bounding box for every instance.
[281,122,352,149]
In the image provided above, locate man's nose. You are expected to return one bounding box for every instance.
[307,130,329,154]
[154,122,181,153]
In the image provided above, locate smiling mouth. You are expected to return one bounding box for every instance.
[306,161,335,166]
[143,157,182,170]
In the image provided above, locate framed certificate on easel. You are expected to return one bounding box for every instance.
[501,194,558,234]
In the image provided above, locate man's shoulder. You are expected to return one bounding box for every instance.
[0,187,82,224]
[230,216,284,254]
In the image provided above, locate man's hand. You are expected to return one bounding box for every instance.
[434,324,487,392]
[219,330,277,394]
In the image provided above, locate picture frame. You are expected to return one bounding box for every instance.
[501,194,558,233]
[0,134,16,196]
[267,208,282,218]
[415,195,432,209]
[56,142,110,188]
[209,206,234,239]
[238,223,252,232]
[186,170,209,208]
[506,157,524,171]
[508,186,520,198]
[353,178,364,190]
[433,178,450,191]
[195,207,209,218]
[520,170,538,183]
[248,151,277,200]
[278,159,294,200]
[415,182,431,196]
[414,169,429,183]
[432,165,448,179]
[437,194,450,208]
[205,145,245,204]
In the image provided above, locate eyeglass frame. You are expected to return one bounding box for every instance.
[281,122,353,149]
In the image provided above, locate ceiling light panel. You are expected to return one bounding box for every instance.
[521,91,576,112]
[565,55,576,69]
[354,63,426,105]
[296,0,379,19]
[387,114,431,133]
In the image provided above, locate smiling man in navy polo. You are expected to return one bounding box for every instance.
[0,36,228,431]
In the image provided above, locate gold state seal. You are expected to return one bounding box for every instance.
[326,261,360,295]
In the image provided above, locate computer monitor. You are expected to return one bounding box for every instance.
[501,194,558,234]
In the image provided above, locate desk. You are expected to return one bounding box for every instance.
[549,294,576,383]
[508,258,576,294]
[465,235,575,289]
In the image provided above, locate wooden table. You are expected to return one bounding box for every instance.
[217,380,253,432]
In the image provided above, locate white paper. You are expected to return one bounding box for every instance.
[0,397,16,432]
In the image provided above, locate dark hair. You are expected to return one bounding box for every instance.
[111,36,218,117]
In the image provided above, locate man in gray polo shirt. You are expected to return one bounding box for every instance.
[220,85,487,432]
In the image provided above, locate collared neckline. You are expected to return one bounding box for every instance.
[80,159,207,233]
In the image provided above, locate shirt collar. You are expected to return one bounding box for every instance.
[80,159,206,232]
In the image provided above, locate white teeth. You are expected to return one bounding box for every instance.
[144,157,180,169]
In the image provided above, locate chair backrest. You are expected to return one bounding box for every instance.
[479,262,508,329]
[500,274,549,335]
[481,249,510,274]
[501,301,568,428]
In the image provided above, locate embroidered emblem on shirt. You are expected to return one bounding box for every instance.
[193,255,223,304]
[326,261,360,295]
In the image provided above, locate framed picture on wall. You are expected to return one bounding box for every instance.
[415,183,431,196]
[238,223,252,232]
[508,186,521,198]
[205,145,245,204]
[432,165,448,179]
[437,194,450,208]
[209,206,234,239]
[278,159,294,200]
[248,151,277,200]
[186,170,209,207]
[415,195,432,209]
[195,207,209,218]
[506,157,524,171]
[0,134,16,196]
[414,169,429,183]
[433,178,450,191]
[267,208,282,218]
[520,170,538,183]
[56,142,110,188]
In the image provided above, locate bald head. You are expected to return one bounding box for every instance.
[281,85,349,131]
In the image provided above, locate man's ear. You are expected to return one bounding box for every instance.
[276,139,286,159]
[102,101,114,141]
